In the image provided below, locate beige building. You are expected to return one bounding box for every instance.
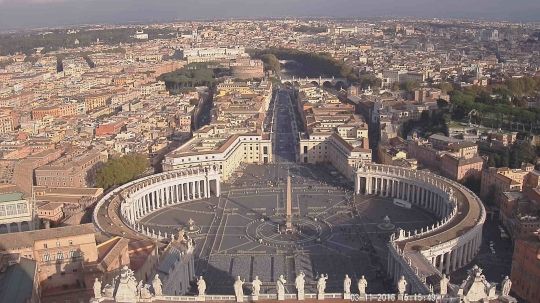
[0,224,98,291]
[408,134,483,181]
[480,163,536,204]
[37,202,64,223]
[0,108,17,133]
[180,47,247,63]
[378,138,418,169]
[35,149,108,188]
[163,79,273,180]
[298,90,372,179]
[163,131,272,181]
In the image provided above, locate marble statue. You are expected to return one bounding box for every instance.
[234,276,245,302]
[343,275,351,294]
[440,274,449,296]
[197,276,207,297]
[93,278,102,299]
[103,284,114,298]
[276,275,287,300]
[114,266,139,302]
[140,284,152,299]
[458,265,499,302]
[295,272,305,300]
[317,274,328,295]
[358,275,368,296]
[252,276,262,297]
[397,276,407,294]
[501,276,512,296]
[295,272,305,293]
[152,274,163,296]
[178,229,185,242]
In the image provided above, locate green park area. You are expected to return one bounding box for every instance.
[157,62,231,92]
[96,153,149,190]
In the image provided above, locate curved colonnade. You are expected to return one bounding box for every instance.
[354,163,485,294]
[93,167,221,239]
[94,162,485,295]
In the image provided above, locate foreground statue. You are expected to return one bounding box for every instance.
[93,278,102,299]
[295,272,305,300]
[501,276,512,297]
[276,275,287,300]
[140,284,152,299]
[343,274,351,294]
[317,274,328,299]
[234,276,245,302]
[197,276,207,297]
[397,275,407,294]
[152,274,163,296]
[343,274,352,299]
[440,274,449,296]
[252,276,262,297]
[358,275,368,296]
[114,266,139,302]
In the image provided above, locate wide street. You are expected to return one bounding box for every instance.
[272,89,298,164]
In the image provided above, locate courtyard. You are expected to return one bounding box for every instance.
[140,164,437,294]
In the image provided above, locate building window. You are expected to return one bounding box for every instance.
[44,243,48,249]
[56,241,60,247]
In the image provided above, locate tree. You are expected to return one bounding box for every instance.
[510,142,537,168]
[487,154,496,167]
[462,175,481,194]
[439,82,454,94]
[260,53,280,74]
[96,153,149,190]
[436,98,449,109]
[501,149,510,167]
[400,81,419,93]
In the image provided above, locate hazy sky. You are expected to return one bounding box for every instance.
[0,0,539,29]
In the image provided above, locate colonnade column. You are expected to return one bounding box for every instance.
[451,249,458,271]
[444,251,451,274]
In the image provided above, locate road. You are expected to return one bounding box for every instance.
[271,89,299,164]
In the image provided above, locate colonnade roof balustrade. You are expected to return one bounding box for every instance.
[355,163,485,251]
[93,166,220,239]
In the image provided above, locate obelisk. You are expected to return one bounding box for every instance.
[285,173,293,232]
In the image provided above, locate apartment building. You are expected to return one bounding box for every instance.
[480,163,535,202]
[510,232,540,303]
[297,88,372,179]
[408,134,484,181]
[163,131,272,180]
[0,224,98,291]
[35,149,108,188]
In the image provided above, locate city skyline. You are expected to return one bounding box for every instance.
[1,0,540,29]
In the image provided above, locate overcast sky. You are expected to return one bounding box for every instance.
[1,0,539,30]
